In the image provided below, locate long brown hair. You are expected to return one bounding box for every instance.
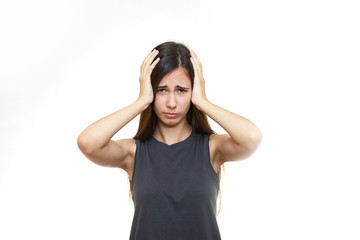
[129,41,225,216]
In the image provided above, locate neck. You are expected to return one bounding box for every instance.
[153,122,192,145]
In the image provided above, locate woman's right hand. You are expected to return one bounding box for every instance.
[138,49,160,104]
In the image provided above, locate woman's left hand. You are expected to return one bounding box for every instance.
[190,50,208,107]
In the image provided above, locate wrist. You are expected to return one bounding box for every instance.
[193,97,209,112]
[136,96,153,110]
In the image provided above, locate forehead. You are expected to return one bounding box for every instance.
[158,67,191,87]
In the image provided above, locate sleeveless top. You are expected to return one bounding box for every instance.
[129,130,221,240]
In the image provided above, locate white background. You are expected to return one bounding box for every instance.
[1,0,359,239]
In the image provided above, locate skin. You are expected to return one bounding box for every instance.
[77,49,262,181]
[152,67,193,145]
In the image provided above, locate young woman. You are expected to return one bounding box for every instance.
[77,41,262,240]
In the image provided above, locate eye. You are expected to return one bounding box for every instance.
[177,89,186,93]
[156,89,166,93]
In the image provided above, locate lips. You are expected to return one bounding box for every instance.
[164,112,178,118]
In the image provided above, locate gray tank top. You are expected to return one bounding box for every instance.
[129,130,221,240]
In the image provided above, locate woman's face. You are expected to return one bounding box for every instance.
[153,67,192,127]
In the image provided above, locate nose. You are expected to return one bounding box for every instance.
[166,92,176,108]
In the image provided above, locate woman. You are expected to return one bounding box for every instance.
[77,41,262,240]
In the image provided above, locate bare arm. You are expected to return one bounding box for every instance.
[77,98,150,169]
[195,100,262,161]
[190,50,262,163]
[77,97,150,154]
[77,49,160,168]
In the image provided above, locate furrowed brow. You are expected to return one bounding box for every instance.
[176,85,190,89]
[157,85,190,89]
[158,85,190,90]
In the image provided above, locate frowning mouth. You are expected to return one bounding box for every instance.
[164,112,178,118]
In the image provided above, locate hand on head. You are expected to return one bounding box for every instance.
[190,50,208,106]
[138,49,160,103]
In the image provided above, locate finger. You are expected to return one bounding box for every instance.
[141,49,158,72]
[190,51,201,72]
[191,50,203,76]
[147,57,160,75]
[141,50,155,68]
[141,49,159,73]
[144,52,159,75]
[190,50,200,65]
[190,56,199,77]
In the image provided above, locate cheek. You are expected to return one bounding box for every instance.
[154,96,165,110]
[153,98,159,109]
[180,95,192,108]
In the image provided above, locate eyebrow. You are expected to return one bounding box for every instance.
[157,85,190,89]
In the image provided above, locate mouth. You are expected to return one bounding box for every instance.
[164,112,178,118]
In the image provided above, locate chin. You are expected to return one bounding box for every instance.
[158,117,185,127]
[160,119,180,127]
